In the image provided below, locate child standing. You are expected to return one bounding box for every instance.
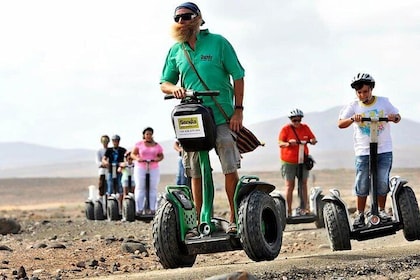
[119,152,135,197]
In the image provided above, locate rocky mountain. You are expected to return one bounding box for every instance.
[1,106,418,178]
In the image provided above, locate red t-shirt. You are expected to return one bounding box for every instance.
[278,123,315,164]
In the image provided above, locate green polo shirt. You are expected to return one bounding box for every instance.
[160,29,245,125]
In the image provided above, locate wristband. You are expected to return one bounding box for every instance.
[350,117,354,122]
[235,105,244,110]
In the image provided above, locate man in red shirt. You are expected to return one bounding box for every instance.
[278,108,318,216]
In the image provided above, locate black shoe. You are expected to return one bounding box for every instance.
[353,212,365,228]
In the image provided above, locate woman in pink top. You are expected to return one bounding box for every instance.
[131,127,164,215]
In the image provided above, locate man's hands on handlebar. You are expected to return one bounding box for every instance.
[171,87,187,99]
[288,139,317,146]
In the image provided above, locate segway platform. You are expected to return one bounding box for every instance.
[135,213,154,221]
[286,213,317,224]
[185,220,242,254]
[351,219,399,241]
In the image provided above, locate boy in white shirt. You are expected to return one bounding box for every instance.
[338,73,401,228]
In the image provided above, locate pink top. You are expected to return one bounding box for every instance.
[134,141,163,170]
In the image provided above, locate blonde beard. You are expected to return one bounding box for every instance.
[171,18,201,43]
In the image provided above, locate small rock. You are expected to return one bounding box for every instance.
[32,268,44,274]
[87,259,98,267]
[112,262,119,272]
[48,243,66,249]
[32,243,48,249]
[0,218,21,235]
[0,245,12,252]
[49,235,58,240]
[17,266,27,278]
[318,244,330,249]
[121,242,147,254]
[76,261,85,268]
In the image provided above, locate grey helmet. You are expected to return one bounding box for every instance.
[288,108,304,118]
[111,134,120,141]
[350,73,375,89]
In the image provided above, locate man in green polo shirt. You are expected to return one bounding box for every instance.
[160,2,245,236]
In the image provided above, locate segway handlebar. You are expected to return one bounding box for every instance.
[164,90,220,100]
[289,140,317,145]
[361,117,398,122]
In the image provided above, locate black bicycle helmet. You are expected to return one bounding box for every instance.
[288,108,304,118]
[350,73,375,89]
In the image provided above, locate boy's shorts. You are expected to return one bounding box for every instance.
[354,152,392,196]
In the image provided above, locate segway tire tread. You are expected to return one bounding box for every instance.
[314,195,325,228]
[122,198,135,222]
[85,201,94,220]
[107,199,119,221]
[323,202,351,251]
[152,201,196,268]
[273,196,287,231]
[397,187,420,241]
[238,191,283,261]
[93,201,105,220]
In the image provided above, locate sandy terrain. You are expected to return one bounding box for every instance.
[1,169,420,279]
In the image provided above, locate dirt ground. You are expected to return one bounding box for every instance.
[1,169,420,279]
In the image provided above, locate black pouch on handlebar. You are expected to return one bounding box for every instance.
[171,103,216,152]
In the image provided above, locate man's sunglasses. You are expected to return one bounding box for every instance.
[291,118,302,123]
[174,13,197,23]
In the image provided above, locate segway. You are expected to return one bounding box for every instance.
[323,116,420,251]
[153,90,283,269]
[122,164,136,222]
[273,140,324,230]
[106,163,121,221]
[136,159,155,221]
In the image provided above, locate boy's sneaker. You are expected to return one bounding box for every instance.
[379,209,392,221]
[353,212,365,228]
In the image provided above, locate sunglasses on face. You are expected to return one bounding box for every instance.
[291,119,302,123]
[174,13,197,23]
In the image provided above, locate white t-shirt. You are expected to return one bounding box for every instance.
[339,96,399,156]
[96,147,108,175]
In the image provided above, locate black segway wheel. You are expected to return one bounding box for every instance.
[93,200,105,220]
[397,187,420,241]
[152,201,196,268]
[314,195,325,228]
[323,202,351,251]
[85,201,94,220]
[107,199,120,221]
[122,197,135,222]
[238,191,283,261]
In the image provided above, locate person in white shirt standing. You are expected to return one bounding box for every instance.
[338,73,401,228]
[96,135,109,198]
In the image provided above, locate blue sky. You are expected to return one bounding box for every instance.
[1,0,419,150]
